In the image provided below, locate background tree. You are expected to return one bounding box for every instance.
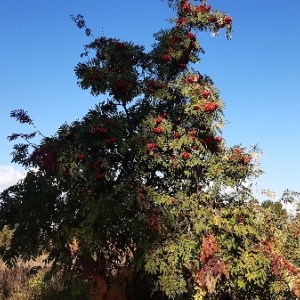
[1,1,299,299]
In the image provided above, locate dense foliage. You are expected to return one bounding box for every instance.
[1,1,299,299]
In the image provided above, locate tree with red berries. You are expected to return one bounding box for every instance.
[1,1,299,299]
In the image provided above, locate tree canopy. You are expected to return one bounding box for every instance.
[1,1,299,299]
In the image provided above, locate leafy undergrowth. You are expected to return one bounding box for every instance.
[0,260,92,300]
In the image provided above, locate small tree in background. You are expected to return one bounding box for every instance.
[1,1,299,299]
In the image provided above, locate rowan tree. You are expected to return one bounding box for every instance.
[1,1,299,299]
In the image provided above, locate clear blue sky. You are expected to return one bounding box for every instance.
[1,0,299,196]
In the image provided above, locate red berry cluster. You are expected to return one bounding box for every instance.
[231,148,252,165]
[176,0,233,36]
[162,53,172,63]
[201,136,222,146]
[90,127,117,145]
[115,41,124,50]
[185,74,201,84]
[187,32,195,39]
[176,17,188,27]
[169,34,182,45]
[238,155,251,164]
[213,15,233,29]
[181,1,192,13]
[147,143,158,152]
[105,137,117,145]
[153,113,168,134]
[30,144,58,176]
[116,74,138,99]
[77,154,85,161]
[115,81,128,95]
[203,102,218,114]
[181,151,191,160]
[195,4,211,13]
[153,127,163,134]
[92,127,108,135]
[201,90,211,98]
[181,1,211,14]
[97,173,106,180]
[146,80,167,94]
[173,132,181,139]
[155,117,163,125]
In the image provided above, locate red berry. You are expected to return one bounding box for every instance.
[182,1,191,12]
[97,173,106,180]
[232,148,243,155]
[173,132,181,139]
[201,90,211,98]
[177,18,188,26]
[105,137,117,145]
[182,152,191,160]
[239,155,251,164]
[223,16,232,24]
[162,54,172,63]
[153,127,163,134]
[189,41,197,49]
[185,76,195,84]
[95,160,102,167]
[169,34,180,44]
[115,42,124,49]
[209,15,217,23]
[202,137,215,145]
[94,127,108,135]
[187,32,195,39]
[77,154,85,161]
[188,130,197,137]
[217,22,225,28]
[204,102,218,114]
[155,117,163,124]
[195,4,211,13]
[147,143,158,151]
